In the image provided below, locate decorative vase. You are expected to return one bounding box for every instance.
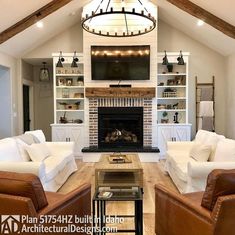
[167,64,173,73]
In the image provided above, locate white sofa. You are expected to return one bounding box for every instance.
[165,130,235,193]
[0,130,77,192]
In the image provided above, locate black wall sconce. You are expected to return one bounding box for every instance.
[177,50,184,65]
[162,50,169,65]
[56,51,65,68]
[71,51,79,67]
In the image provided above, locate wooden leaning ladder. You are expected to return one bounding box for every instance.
[195,76,215,132]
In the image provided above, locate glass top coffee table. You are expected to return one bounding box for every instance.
[92,186,143,234]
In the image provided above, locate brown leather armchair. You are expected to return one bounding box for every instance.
[0,171,91,235]
[155,169,235,235]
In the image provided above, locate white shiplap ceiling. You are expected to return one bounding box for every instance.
[0,0,235,58]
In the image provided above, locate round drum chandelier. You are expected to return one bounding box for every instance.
[81,0,157,37]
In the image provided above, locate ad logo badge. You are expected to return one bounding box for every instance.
[0,215,21,234]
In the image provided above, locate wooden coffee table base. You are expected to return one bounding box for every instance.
[95,154,143,190]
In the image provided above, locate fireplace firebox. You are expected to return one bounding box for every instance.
[98,107,143,149]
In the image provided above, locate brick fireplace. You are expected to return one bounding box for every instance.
[88,97,153,149]
[98,107,144,149]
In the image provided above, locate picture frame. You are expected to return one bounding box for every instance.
[66,78,73,86]
[58,78,66,86]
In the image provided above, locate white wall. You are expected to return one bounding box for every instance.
[225,53,235,138]
[0,65,11,138]
[0,51,18,136]
[33,66,54,141]
[22,60,34,82]
[158,20,226,136]
[25,23,83,58]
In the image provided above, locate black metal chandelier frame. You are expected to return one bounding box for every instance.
[81,0,157,37]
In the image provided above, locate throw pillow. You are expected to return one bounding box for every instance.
[25,130,46,143]
[15,138,31,161]
[0,138,23,162]
[189,143,211,162]
[201,169,235,211]
[16,134,35,145]
[213,139,235,162]
[25,143,51,162]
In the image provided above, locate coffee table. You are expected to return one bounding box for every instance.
[95,154,143,191]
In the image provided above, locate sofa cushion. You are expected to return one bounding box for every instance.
[25,130,46,143]
[25,143,51,162]
[189,143,211,162]
[213,139,235,162]
[195,130,225,161]
[44,153,73,182]
[0,171,48,211]
[16,134,35,145]
[0,138,23,162]
[201,169,235,210]
[15,139,31,161]
[167,151,196,182]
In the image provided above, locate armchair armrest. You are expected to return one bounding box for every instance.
[186,162,235,193]
[188,162,235,179]
[167,141,195,152]
[41,183,91,216]
[0,161,45,178]
[155,184,213,235]
[46,142,75,155]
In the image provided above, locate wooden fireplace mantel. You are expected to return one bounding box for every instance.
[85,87,156,98]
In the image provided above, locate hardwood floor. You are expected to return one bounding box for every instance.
[59,160,178,235]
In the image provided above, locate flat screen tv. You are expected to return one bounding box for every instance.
[91,45,150,80]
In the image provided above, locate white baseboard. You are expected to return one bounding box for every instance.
[82,152,160,163]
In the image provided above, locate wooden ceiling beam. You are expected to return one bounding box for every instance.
[166,0,235,39]
[0,0,73,44]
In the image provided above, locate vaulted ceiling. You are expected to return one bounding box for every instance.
[0,0,235,57]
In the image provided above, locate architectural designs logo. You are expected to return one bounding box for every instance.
[0,215,21,234]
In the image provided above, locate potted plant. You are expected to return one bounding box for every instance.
[161,111,169,123]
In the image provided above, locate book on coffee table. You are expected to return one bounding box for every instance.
[108,154,132,164]
[98,191,113,198]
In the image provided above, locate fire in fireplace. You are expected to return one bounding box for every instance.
[98,107,143,149]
